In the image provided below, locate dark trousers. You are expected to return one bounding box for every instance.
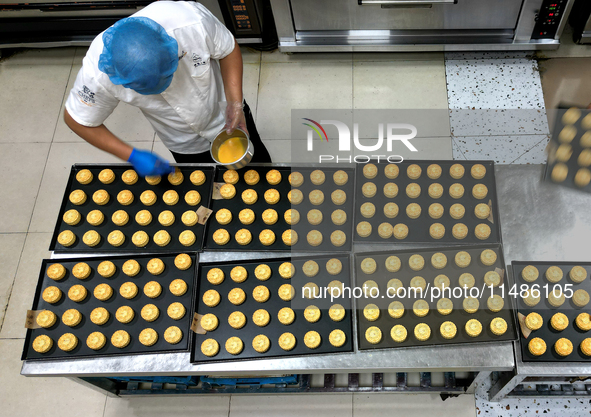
[170,101,271,164]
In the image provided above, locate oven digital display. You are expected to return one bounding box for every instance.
[230,0,252,30]
[532,0,566,39]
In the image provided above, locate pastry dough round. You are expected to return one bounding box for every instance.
[90,307,109,325]
[122,169,138,185]
[141,304,160,322]
[253,309,270,327]
[363,163,378,179]
[228,288,246,305]
[170,279,188,296]
[190,170,206,185]
[207,268,225,285]
[144,281,162,298]
[36,310,57,328]
[63,209,81,226]
[164,326,183,344]
[490,317,508,336]
[304,330,321,349]
[87,332,107,350]
[200,313,219,331]
[167,302,186,320]
[76,169,93,184]
[213,229,230,245]
[252,335,270,353]
[93,283,113,301]
[329,304,346,322]
[266,169,282,185]
[528,337,546,356]
[278,307,295,325]
[525,312,543,330]
[414,323,431,341]
[365,326,382,344]
[278,332,296,351]
[115,306,134,324]
[120,282,138,300]
[242,169,259,185]
[289,171,304,187]
[168,170,184,185]
[139,328,158,347]
[111,330,131,349]
[62,309,82,327]
[98,169,115,184]
[391,325,408,342]
[68,285,87,302]
[32,335,53,353]
[58,333,78,352]
[42,286,62,304]
[384,164,399,179]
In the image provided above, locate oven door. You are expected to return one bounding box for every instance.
[290,0,524,31]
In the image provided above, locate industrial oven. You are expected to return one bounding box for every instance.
[0,0,276,49]
[270,0,575,51]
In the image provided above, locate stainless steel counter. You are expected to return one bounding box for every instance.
[494,165,591,378]
[24,164,591,380]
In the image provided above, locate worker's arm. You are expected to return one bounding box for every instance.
[219,40,247,133]
[64,109,133,160]
[64,109,172,176]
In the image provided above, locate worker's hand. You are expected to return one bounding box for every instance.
[224,101,248,135]
[127,148,174,176]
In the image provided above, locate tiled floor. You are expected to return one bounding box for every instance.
[0,39,588,416]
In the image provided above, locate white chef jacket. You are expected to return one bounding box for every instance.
[65,1,236,154]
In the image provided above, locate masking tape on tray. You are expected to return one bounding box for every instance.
[191,313,207,334]
[518,312,532,339]
[487,199,495,224]
[196,206,213,225]
[495,267,505,285]
[24,310,42,330]
[211,183,224,200]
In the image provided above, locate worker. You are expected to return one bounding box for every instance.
[64,0,271,176]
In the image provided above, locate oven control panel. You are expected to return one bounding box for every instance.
[532,0,567,39]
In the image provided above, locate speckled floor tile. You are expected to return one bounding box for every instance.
[445,52,532,60]
[446,57,548,138]
[449,109,549,137]
[453,135,549,164]
[452,137,467,160]
[511,137,550,164]
[446,58,545,110]
[475,373,591,416]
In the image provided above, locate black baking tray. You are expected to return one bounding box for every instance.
[355,245,517,351]
[544,108,591,193]
[22,254,197,361]
[49,164,214,253]
[191,255,353,364]
[353,160,501,244]
[513,261,591,362]
[203,165,355,252]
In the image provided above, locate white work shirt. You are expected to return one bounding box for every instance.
[65,1,235,154]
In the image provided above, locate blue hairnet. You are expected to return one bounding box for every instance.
[98,17,179,95]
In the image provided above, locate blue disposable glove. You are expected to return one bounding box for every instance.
[127,148,173,176]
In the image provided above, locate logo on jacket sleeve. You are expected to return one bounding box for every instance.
[77,85,96,106]
[192,53,206,67]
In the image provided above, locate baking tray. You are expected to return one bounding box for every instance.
[544,108,591,193]
[355,245,517,350]
[513,261,591,362]
[191,254,353,364]
[49,164,214,253]
[353,160,501,244]
[204,165,355,252]
[22,253,197,361]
